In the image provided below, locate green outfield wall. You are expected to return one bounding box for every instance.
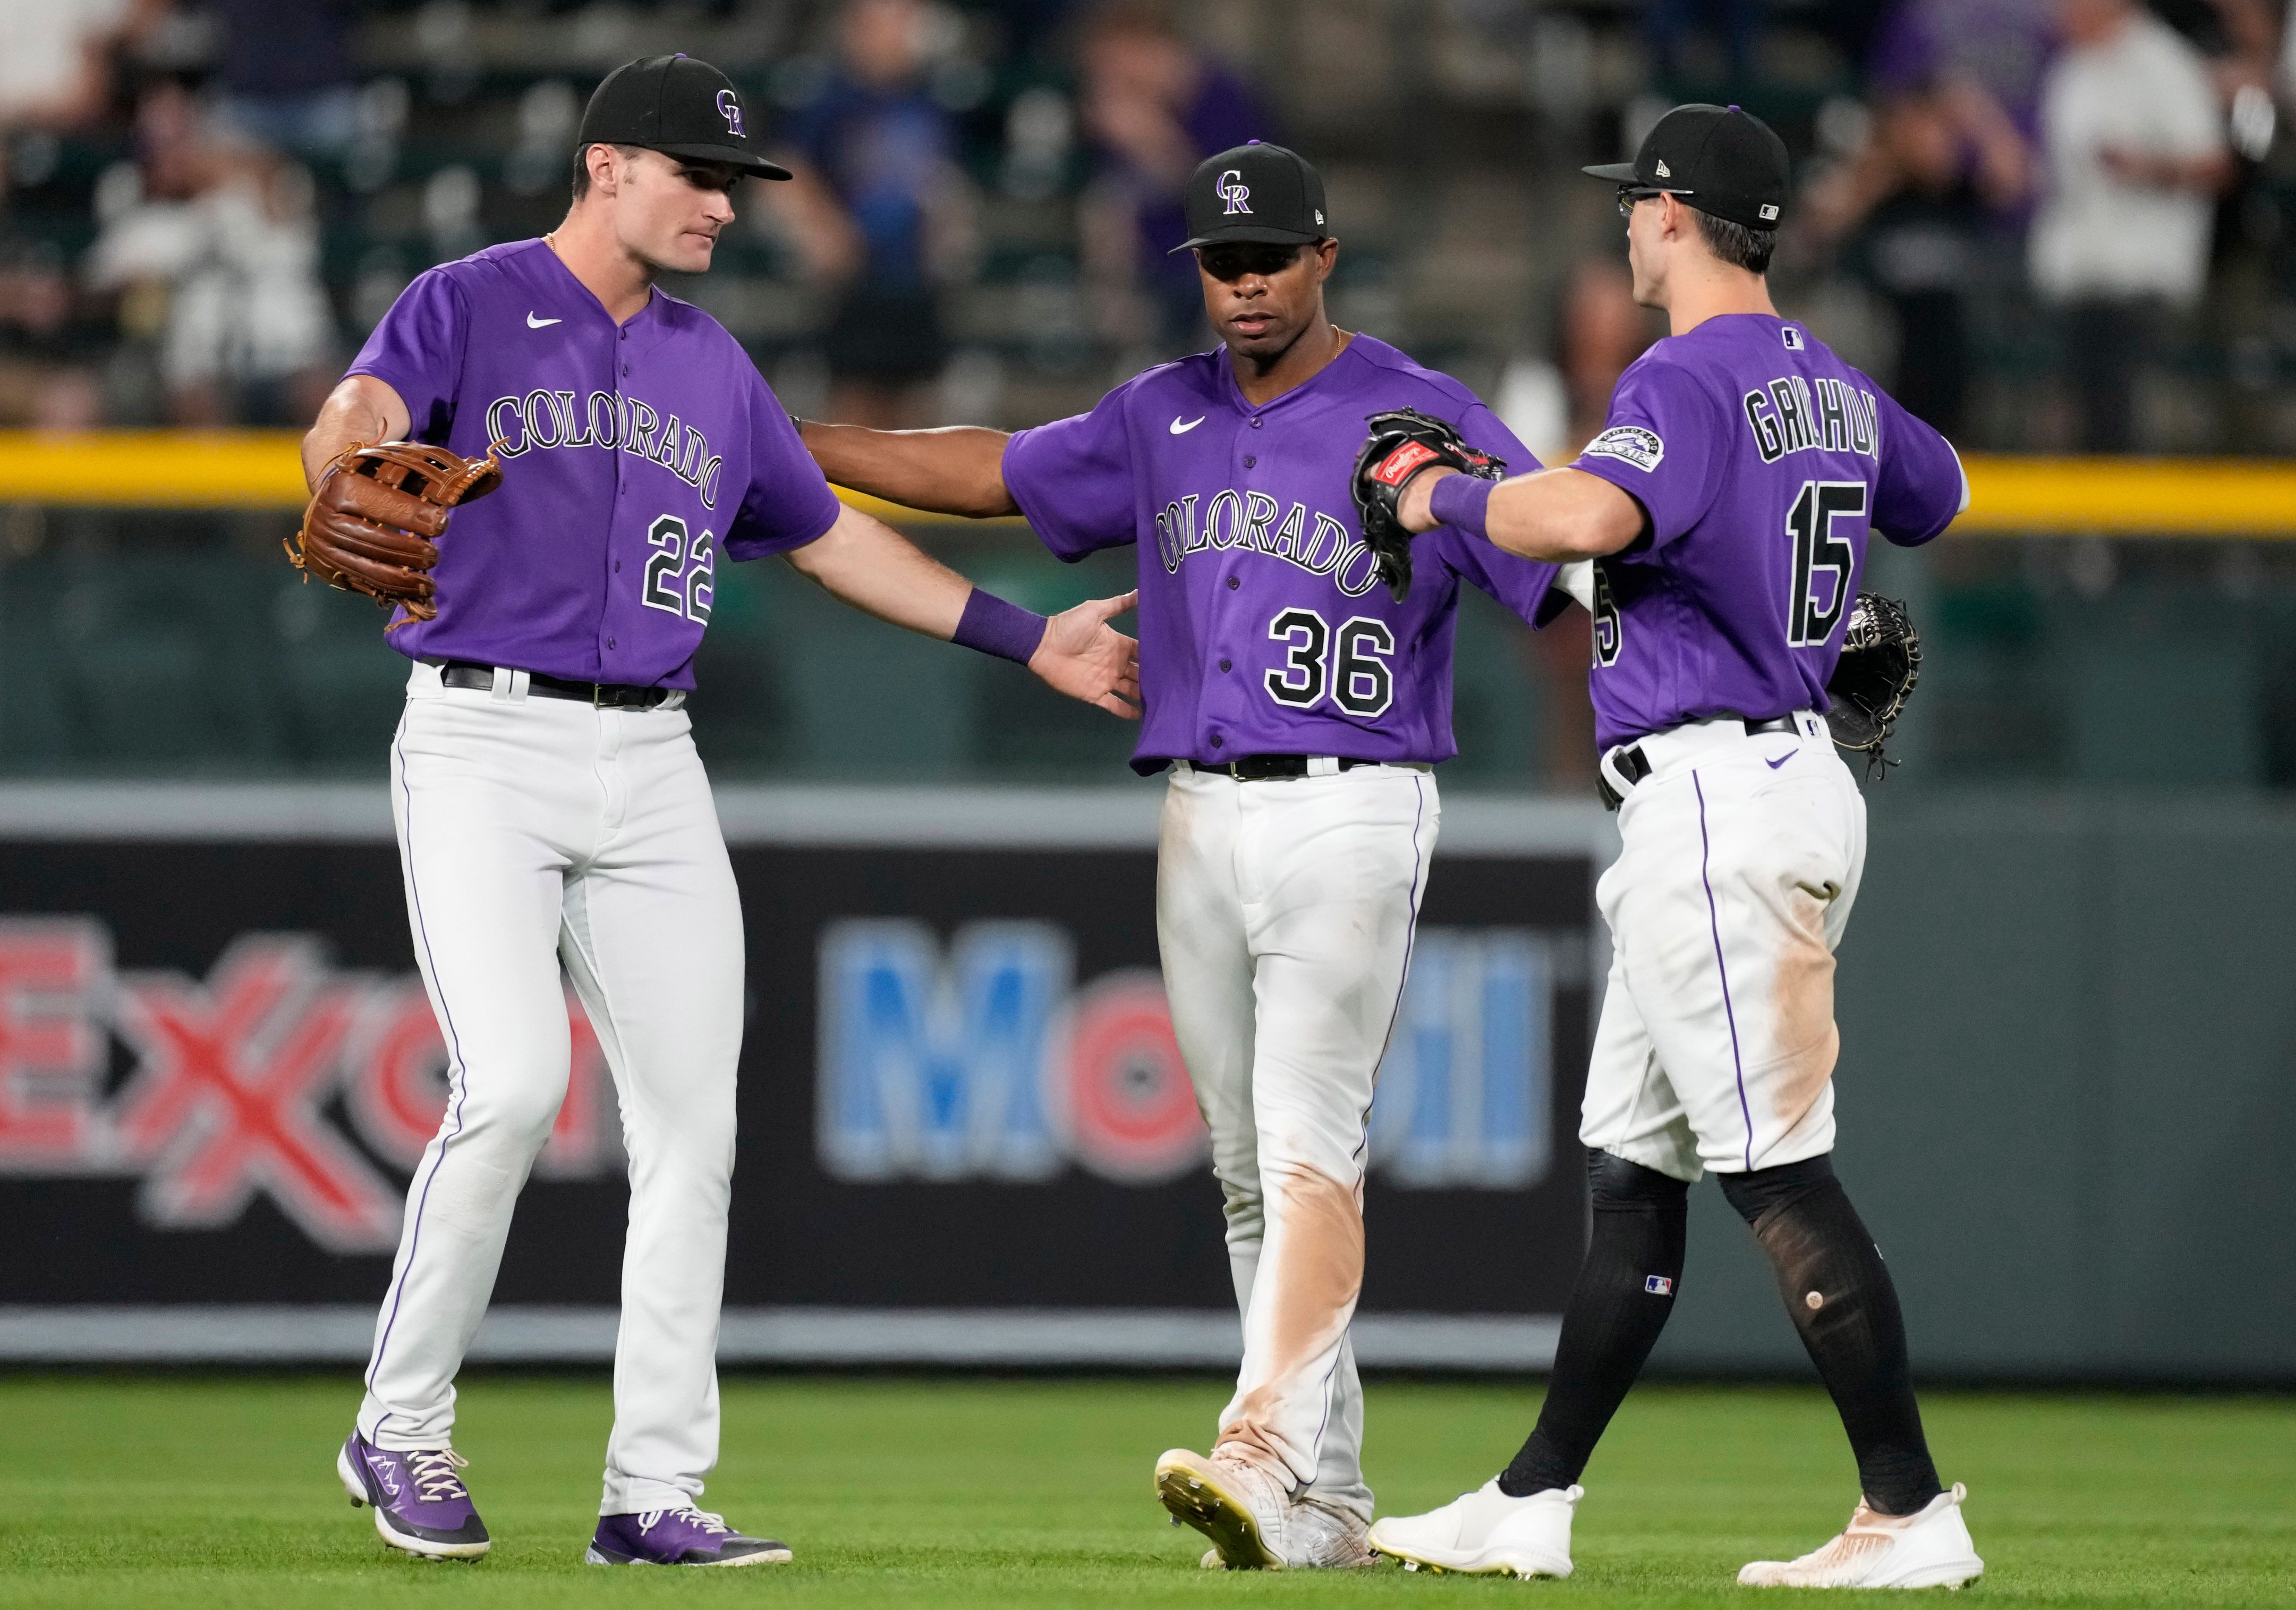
[1651,790,2296,1382]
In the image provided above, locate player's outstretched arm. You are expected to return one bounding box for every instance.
[796,421,1019,520]
[1397,464,1645,563]
[785,502,1141,717]
[302,376,412,490]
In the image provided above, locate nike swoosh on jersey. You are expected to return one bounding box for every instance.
[1765,752,1794,769]
[526,312,563,328]
[1169,416,1204,434]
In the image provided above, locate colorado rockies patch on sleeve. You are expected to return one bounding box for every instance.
[1568,353,1721,547]
[1582,425,1664,472]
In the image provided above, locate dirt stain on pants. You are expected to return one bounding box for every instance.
[1218,1158,1364,1481]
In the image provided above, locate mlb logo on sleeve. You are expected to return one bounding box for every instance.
[1583,425,1664,472]
[1781,325,1805,350]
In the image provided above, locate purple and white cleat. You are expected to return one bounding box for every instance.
[336,1431,491,1560]
[585,1506,793,1567]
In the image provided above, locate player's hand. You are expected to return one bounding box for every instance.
[1028,590,1142,719]
[1351,408,1507,600]
[1395,465,1458,535]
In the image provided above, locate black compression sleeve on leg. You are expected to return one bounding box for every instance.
[1496,1148,1688,1497]
[1719,1155,1944,1516]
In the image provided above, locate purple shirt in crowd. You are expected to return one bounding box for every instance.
[346,238,842,689]
[1002,334,1561,774]
[1569,313,1967,751]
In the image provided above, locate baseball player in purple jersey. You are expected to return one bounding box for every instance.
[801,142,1567,1570]
[1362,106,1983,1589]
[305,55,1137,1566]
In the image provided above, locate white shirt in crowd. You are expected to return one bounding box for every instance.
[2030,10,2227,307]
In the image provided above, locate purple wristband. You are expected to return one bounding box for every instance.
[1427,472,1494,540]
[952,588,1048,665]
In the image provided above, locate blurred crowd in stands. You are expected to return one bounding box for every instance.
[1,0,2291,458]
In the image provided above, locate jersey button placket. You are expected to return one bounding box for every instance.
[609,329,625,668]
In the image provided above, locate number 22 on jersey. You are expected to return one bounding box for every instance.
[641,513,715,625]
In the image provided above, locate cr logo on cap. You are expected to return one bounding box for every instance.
[716,88,744,137]
[1215,169,1252,216]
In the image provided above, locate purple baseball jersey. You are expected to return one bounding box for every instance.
[1002,335,1561,774]
[345,238,841,689]
[1568,313,1967,750]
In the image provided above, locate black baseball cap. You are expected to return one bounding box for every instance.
[1584,103,1788,230]
[1170,141,1329,253]
[579,54,791,181]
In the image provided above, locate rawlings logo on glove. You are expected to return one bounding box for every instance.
[1349,408,1507,603]
[286,440,504,628]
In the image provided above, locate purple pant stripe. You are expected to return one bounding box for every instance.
[367,721,478,1413]
[1355,772,1430,1168]
[1318,773,1428,1468]
[1693,771,1756,1170]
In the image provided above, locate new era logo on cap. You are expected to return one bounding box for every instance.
[1583,102,1790,232]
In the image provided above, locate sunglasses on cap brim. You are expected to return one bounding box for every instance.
[1617,185,1694,217]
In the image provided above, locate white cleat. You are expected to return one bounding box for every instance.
[1285,1495,1378,1569]
[1367,1479,1580,1578]
[1738,1483,1984,1589]
[1199,1505,1373,1572]
[1155,1447,1288,1570]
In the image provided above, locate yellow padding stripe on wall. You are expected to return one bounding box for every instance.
[0,430,999,525]
[0,432,2291,534]
[1953,456,2296,535]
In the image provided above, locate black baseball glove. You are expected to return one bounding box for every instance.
[1826,592,1922,777]
[1350,408,1508,601]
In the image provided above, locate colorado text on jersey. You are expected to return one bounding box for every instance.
[481,388,727,507]
[1151,490,1383,596]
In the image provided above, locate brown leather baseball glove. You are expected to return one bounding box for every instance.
[286,440,503,626]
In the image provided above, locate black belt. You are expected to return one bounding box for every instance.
[1597,715,1798,810]
[1188,755,1383,782]
[435,660,677,710]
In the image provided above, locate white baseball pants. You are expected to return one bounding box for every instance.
[1581,711,1865,1182]
[1155,760,1440,1520]
[358,661,745,1515]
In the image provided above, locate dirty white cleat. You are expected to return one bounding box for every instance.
[1155,1447,1289,1570]
[1367,1479,1579,1578]
[1199,1498,1373,1570]
[1738,1484,1984,1589]
[1285,1495,1377,1569]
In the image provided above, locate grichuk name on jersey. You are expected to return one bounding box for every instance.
[1742,373,1880,465]
[1151,490,1383,596]
[481,389,726,508]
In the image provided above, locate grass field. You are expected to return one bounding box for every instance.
[0,1375,2289,1608]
